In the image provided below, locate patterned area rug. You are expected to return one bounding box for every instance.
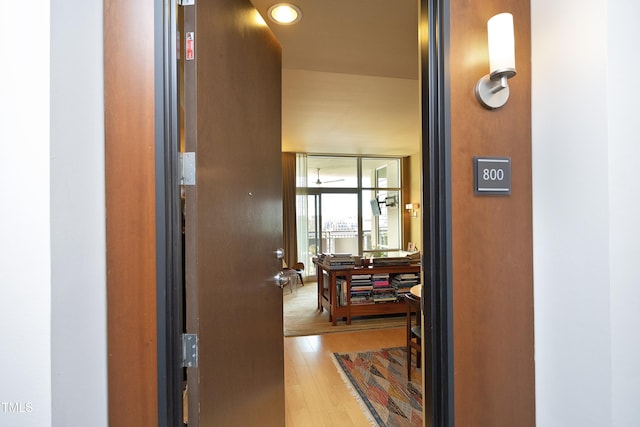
[332,347,423,427]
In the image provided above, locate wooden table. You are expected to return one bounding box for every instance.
[314,260,421,326]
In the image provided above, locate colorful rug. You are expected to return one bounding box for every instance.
[331,347,423,427]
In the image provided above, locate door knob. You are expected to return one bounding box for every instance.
[275,248,285,259]
[274,272,289,289]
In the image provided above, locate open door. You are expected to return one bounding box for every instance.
[180,0,284,425]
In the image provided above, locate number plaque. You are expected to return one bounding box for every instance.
[474,157,511,195]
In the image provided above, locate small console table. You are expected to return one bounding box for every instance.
[313,260,421,326]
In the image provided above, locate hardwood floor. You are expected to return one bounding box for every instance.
[284,326,405,426]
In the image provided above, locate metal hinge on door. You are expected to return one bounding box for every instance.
[182,333,198,368]
[180,152,196,186]
[178,0,194,6]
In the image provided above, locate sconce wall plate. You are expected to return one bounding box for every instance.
[475,74,510,110]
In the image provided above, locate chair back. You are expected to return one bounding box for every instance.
[404,292,422,380]
[405,293,421,319]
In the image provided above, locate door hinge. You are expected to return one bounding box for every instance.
[182,333,198,368]
[180,152,196,186]
[178,0,194,6]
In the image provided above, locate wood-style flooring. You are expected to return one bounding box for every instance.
[284,326,405,426]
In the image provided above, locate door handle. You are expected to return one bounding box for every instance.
[275,248,285,259]
[274,271,289,289]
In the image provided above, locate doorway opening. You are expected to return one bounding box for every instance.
[156,0,453,425]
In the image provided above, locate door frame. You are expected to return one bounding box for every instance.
[420,0,454,425]
[156,0,183,425]
[154,0,454,426]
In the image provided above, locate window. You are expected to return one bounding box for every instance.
[296,154,403,274]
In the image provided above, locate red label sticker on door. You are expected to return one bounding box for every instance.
[186,32,195,61]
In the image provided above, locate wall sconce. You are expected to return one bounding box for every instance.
[405,203,420,218]
[475,13,516,110]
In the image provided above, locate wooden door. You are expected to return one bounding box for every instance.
[181,0,284,425]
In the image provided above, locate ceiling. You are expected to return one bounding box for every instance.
[250,0,421,157]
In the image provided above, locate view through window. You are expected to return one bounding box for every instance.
[296,155,403,275]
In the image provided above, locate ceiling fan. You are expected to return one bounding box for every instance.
[315,168,344,185]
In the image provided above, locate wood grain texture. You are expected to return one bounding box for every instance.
[448,0,535,425]
[104,0,158,425]
[182,0,285,425]
[284,328,406,426]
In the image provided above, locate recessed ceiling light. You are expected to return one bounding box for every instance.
[267,3,302,25]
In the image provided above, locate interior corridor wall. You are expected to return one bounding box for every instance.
[607,1,640,423]
[532,0,640,424]
[0,1,108,426]
[50,0,108,426]
[0,2,52,426]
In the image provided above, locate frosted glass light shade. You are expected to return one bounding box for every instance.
[475,12,517,109]
[488,13,516,78]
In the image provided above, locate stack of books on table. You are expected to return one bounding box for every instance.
[370,250,421,267]
[350,274,373,305]
[392,273,420,296]
[371,256,412,266]
[318,253,356,270]
[372,273,396,303]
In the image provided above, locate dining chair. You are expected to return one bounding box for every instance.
[405,293,422,381]
[291,261,305,286]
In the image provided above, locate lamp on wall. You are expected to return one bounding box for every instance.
[405,203,420,218]
[475,13,516,110]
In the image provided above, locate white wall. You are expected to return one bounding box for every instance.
[532,0,640,425]
[0,2,52,426]
[0,1,107,427]
[607,0,640,424]
[50,0,108,426]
